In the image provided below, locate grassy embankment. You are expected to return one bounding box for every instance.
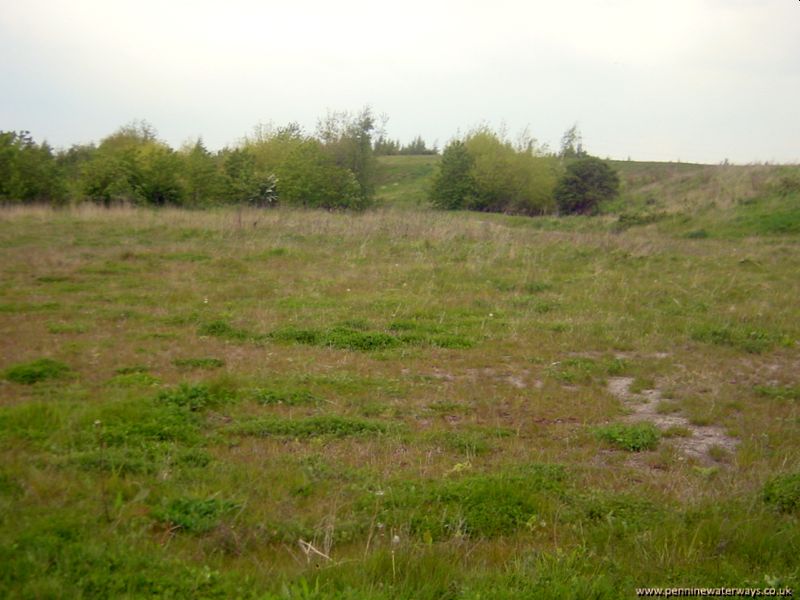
[1,158,799,598]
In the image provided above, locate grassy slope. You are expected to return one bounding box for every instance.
[1,203,798,598]
[374,154,439,207]
[377,154,800,238]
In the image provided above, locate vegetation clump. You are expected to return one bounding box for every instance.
[691,324,793,353]
[4,358,71,384]
[763,473,800,513]
[430,128,557,215]
[555,156,620,215]
[594,423,661,452]
[157,383,235,411]
[231,415,388,438]
[198,320,254,342]
[380,466,568,539]
[153,497,240,534]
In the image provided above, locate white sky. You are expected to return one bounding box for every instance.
[1,0,798,163]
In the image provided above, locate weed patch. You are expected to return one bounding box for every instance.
[173,358,225,370]
[198,320,255,342]
[107,372,161,387]
[270,323,473,352]
[153,497,240,534]
[762,473,800,514]
[755,385,800,401]
[157,382,236,411]
[4,358,72,384]
[691,323,793,353]
[380,465,568,539]
[594,422,660,452]
[231,415,388,438]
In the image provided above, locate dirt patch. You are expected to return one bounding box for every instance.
[607,376,738,464]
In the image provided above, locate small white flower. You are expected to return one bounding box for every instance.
[489,313,494,317]
[93,420,102,427]
[392,534,400,545]
[203,298,208,304]
[374,490,385,496]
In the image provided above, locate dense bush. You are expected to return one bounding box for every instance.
[430,140,476,210]
[0,131,66,203]
[554,156,620,215]
[81,122,185,206]
[430,128,558,215]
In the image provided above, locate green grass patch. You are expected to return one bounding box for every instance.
[594,422,661,452]
[197,320,255,342]
[691,323,793,353]
[173,357,225,370]
[270,323,473,352]
[4,358,72,384]
[157,382,237,411]
[755,385,800,401]
[379,465,568,540]
[231,415,389,438]
[762,473,800,514]
[47,322,89,334]
[107,371,161,387]
[152,497,240,534]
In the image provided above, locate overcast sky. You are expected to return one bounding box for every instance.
[1,0,798,163]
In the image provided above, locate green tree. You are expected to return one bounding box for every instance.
[430,140,476,210]
[559,124,587,159]
[373,135,400,156]
[221,147,276,206]
[81,121,185,206]
[0,131,66,203]
[244,123,362,209]
[179,139,224,206]
[554,156,620,215]
[400,135,436,155]
[316,107,377,201]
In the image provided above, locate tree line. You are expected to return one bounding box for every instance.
[0,109,380,210]
[1,114,619,215]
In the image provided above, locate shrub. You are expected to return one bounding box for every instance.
[763,473,800,513]
[464,129,557,215]
[430,129,557,215]
[594,423,660,452]
[555,157,620,215]
[4,358,71,384]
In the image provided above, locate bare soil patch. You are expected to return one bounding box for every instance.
[607,376,738,464]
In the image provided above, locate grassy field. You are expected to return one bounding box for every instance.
[1,167,799,598]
